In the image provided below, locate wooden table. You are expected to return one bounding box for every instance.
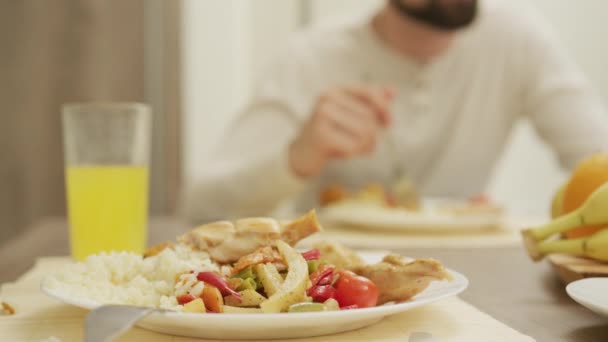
[1,218,607,342]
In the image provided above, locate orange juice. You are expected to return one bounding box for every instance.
[66,166,148,260]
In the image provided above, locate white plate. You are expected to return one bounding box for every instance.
[566,278,608,316]
[321,200,503,232]
[41,252,468,340]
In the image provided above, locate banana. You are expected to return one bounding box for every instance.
[522,182,608,261]
[530,228,608,262]
[550,181,567,219]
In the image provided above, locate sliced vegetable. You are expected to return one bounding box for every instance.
[318,273,334,286]
[307,260,320,274]
[197,271,241,301]
[232,266,255,280]
[224,289,267,307]
[1,302,15,316]
[301,249,321,261]
[333,270,378,308]
[183,298,206,313]
[254,263,283,296]
[288,302,327,313]
[202,284,224,313]
[307,285,336,303]
[226,277,243,291]
[232,246,284,274]
[236,277,257,291]
[324,298,340,311]
[177,294,196,305]
[255,274,264,289]
[309,264,335,287]
[260,241,309,313]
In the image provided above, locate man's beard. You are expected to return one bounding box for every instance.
[391,0,478,31]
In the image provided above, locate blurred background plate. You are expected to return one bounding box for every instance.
[321,199,504,232]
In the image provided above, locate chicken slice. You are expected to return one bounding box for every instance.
[352,254,452,304]
[208,218,281,263]
[177,220,235,250]
[232,245,284,274]
[177,211,323,264]
[280,210,323,246]
[312,241,364,270]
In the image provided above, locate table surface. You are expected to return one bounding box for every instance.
[1,218,607,342]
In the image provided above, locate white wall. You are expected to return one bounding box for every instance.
[181,0,300,184]
[488,0,608,216]
[181,0,608,217]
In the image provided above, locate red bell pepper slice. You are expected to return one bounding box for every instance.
[307,285,336,303]
[177,294,196,305]
[301,249,321,261]
[197,272,242,301]
[309,264,335,287]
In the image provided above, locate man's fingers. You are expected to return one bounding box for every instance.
[318,120,359,159]
[342,86,393,127]
[330,94,381,135]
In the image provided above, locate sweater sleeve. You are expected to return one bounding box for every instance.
[518,8,608,169]
[180,44,319,222]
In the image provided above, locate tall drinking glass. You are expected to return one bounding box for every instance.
[62,103,151,260]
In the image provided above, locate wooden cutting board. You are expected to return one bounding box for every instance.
[548,254,608,284]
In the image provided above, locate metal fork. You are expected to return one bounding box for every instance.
[84,305,160,342]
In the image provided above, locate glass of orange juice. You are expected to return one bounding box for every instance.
[62,103,151,260]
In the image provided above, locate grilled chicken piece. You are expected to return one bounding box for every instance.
[352,254,452,304]
[280,210,323,246]
[178,210,323,264]
[209,218,282,263]
[312,241,364,270]
[178,221,236,250]
[232,245,284,274]
[1,302,15,316]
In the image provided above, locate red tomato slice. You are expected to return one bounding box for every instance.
[333,270,378,308]
[177,294,196,305]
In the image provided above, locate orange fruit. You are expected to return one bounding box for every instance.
[562,153,608,238]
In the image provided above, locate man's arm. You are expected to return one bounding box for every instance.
[519,9,608,169]
[180,98,307,222]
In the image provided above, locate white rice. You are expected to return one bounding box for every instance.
[44,245,218,311]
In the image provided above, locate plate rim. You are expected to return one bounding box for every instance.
[566,277,608,315]
[321,204,503,231]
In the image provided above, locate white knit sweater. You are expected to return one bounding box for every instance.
[183,1,608,222]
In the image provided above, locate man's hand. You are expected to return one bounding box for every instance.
[289,86,394,178]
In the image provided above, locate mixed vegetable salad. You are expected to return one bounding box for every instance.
[174,241,379,314]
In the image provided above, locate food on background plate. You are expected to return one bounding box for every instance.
[1,301,15,315]
[320,183,419,210]
[44,210,452,314]
[320,183,502,217]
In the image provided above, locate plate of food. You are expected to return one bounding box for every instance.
[320,184,504,232]
[41,211,468,340]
